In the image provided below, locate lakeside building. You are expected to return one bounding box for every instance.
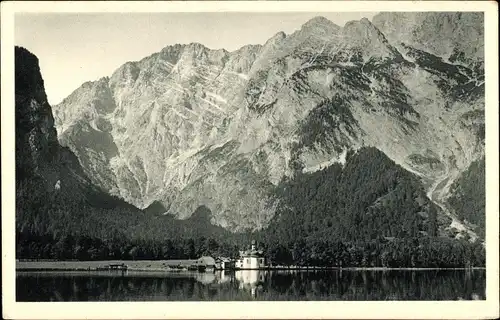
[235,241,266,270]
[215,257,234,270]
[197,256,216,270]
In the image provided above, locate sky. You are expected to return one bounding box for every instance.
[15,12,378,105]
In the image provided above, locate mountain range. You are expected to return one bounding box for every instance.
[16,12,485,257]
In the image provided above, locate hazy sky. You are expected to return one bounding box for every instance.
[15,12,377,105]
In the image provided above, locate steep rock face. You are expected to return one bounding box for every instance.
[15,46,150,242]
[53,13,485,233]
[372,12,484,67]
[15,46,86,192]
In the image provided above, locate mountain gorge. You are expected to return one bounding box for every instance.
[49,12,484,239]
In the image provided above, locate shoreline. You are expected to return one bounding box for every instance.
[16,260,486,272]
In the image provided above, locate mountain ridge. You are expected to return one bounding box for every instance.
[52,13,485,237]
[15,43,485,269]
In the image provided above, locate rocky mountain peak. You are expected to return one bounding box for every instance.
[15,47,48,103]
[158,45,185,63]
[249,31,288,73]
[267,31,287,44]
[341,17,394,60]
[301,16,340,32]
[51,13,485,234]
[292,16,341,44]
[343,17,383,38]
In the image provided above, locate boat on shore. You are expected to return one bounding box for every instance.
[96,263,128,271]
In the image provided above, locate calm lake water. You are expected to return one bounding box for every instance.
[17,269,485,301]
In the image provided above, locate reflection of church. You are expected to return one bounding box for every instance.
[235,270,267,297]
[215,270,232,284]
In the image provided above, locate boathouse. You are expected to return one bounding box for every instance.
[215,257,234,270]
[197,256,216,270]
[235,240,266,270]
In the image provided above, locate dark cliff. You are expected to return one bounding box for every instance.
[16,46,61,185]
[15,47,141,240]
[15,46,97,196]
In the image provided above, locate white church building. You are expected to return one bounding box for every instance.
[235,240,266,270]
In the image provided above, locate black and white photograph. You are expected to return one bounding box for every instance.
[2,1,499,319]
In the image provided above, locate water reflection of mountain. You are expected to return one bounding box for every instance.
[17,270,486,301]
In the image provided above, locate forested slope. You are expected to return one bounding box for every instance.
[256,148,484,267]
[447,158,486,238]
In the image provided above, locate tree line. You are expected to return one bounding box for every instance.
[16,232,239,261]
[16,230,485,269]
[261,237,485,268]
[16,147,485,268]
